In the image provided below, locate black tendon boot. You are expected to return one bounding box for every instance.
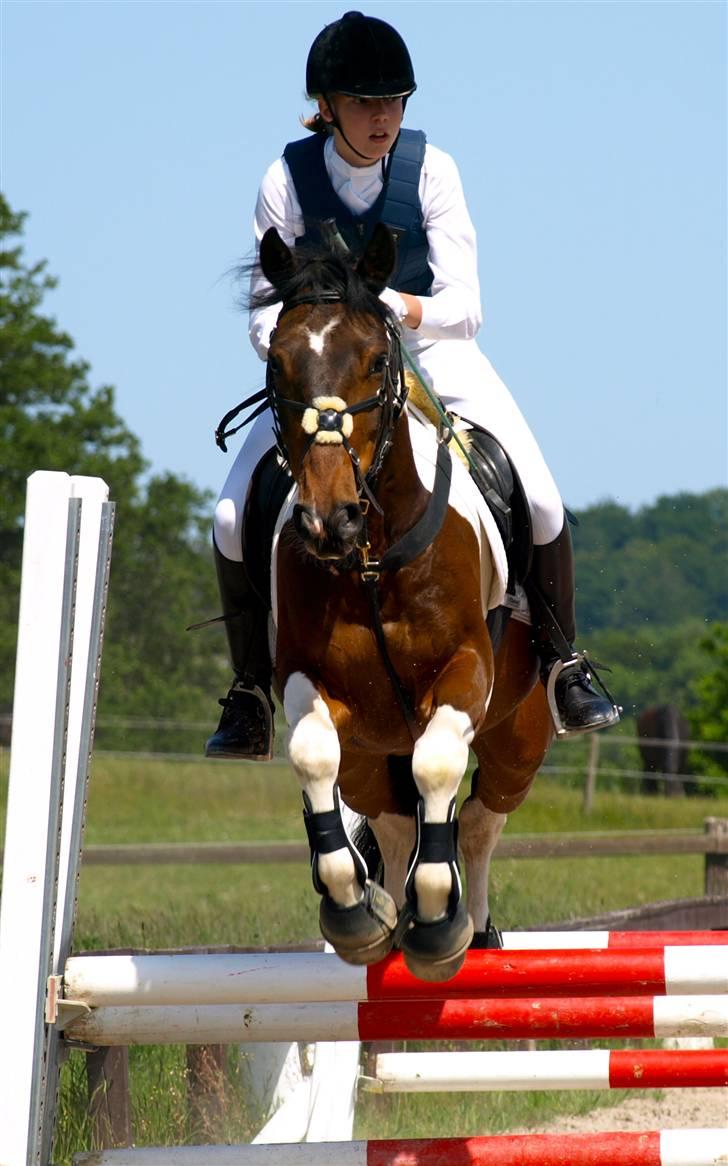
[527,517,620,737]
[204,543,274,761]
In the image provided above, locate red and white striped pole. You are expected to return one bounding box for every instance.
[63,993,728,1045]
[366,1048,728,1092]
[500,930,727,949]
[71,1128,728,1164]
[63,944,728,1007]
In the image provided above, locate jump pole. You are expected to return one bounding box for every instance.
[62,945,728,1006]
[62,994,728,1045]
[363,1048,728,1092]
[496,930,727,949]
[0,472,114,1166]
[71,1128,728,1165]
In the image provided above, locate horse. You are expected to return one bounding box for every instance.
[637,704,690,797]
[254,223,554,982]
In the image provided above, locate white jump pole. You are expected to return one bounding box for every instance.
[0,472,113,1166]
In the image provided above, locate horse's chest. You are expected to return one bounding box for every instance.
[280,582,446,693]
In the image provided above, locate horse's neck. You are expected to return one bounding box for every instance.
[370,414,429,549]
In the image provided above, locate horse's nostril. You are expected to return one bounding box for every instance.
[344,503,363,528]
[293,504,324,541]
[330,503,363,541]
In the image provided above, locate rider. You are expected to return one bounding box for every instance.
[205,10,620,760]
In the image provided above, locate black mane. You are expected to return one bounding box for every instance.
[245,242,393,325]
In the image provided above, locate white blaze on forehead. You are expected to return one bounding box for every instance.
[306,318,340,355]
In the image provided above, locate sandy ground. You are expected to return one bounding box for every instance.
[523,1087,728,1134]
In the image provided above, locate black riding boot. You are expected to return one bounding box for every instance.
[204,543,274,761]
[527,517,620,736]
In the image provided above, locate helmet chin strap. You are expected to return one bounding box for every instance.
[323,93,379,162]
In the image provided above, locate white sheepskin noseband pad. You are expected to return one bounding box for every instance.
[301,396,354,445]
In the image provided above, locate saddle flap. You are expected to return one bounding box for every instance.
[467,427,532,586]
[241,448,293,607]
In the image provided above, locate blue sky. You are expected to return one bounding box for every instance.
[3,0,726,512]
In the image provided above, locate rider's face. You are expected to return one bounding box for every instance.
[318,94,404,167]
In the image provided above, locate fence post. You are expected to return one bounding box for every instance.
[704,817,728,897]
[582,733,600,815]
[186,1044,227,1141]
[86,1047,131,1149]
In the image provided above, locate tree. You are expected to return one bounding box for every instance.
[573,491,728,634]
[0,197,146,529]
[0,195,134,700]
[689,623,728,778]
[0,194,226,736]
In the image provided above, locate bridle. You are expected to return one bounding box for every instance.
[216,293,407,514]
[265,292,408,515]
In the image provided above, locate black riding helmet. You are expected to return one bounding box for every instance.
[306,11,416,99]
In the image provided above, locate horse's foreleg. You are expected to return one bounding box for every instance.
[401,647,489,980]
[284,671,360,906]
[410,704,473,920]
[284,672,396,963]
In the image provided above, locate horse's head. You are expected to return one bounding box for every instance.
[259,224,404,562]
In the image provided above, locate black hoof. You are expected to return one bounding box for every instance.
[470,915,504,949]
[398,899,474,982]
[319,879,397,966]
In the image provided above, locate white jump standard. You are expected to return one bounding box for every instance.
[0,472,114,1166]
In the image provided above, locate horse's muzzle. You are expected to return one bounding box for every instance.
[293,502,363,560]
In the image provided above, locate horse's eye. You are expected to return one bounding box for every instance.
[268,355,281,377]
[369,354,388,376]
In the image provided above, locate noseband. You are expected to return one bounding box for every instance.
[266,293,408,513]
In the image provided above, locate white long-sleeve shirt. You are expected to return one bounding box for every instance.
[217,132,564,558]
[248,134,483,360]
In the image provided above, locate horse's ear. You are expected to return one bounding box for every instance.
[259,227,296,290]
[357,223,397,293]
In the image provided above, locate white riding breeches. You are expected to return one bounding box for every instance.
[213,340,565,563]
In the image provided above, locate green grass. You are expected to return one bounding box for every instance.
[2,753,712,950]
[355,1084,634,1142]
[0,751,724,1160]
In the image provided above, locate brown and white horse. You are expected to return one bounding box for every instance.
[258,224,553,981]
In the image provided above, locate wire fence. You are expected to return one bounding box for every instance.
[1,717,726,799]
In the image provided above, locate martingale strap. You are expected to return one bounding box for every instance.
[361,573,420,741]
[378,438,452,573]
[356,437,453,743]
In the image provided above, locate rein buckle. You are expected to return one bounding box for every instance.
[358,540,381,583]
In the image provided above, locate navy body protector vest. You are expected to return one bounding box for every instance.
[282,129,434,297]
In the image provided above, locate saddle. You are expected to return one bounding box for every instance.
[241,421,532,622]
